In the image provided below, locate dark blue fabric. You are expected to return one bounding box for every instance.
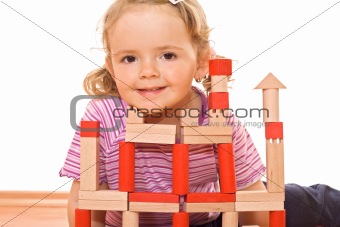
[190,183,340,227]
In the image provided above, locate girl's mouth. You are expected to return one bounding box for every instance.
[137,87,166,96]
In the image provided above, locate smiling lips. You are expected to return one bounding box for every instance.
[136,87,166,96]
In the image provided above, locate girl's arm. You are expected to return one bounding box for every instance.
[238,179,269,227]
[67,180,108,227]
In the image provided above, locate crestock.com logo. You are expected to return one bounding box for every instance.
[70,95,269,132]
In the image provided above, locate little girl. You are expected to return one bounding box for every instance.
[60,0,340,227]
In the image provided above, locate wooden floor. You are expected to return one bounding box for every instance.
[0,191,69,227]
[0,206,68,227]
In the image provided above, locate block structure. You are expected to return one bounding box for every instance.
[75,60,286,227]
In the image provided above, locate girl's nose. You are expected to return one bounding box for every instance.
[139,60,160,79]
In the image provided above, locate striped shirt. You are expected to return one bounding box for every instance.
[59,87,265,227]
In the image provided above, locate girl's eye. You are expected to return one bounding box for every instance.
[122,56,136,63]
[163,53,176,60]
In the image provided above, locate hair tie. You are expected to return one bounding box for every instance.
[169,0,184,4]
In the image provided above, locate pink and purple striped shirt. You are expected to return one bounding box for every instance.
[60,87,265,226]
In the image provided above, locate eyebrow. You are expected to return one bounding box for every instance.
[111,45,184,55]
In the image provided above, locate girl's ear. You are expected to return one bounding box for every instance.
[194,51,210,82]
[105,56,115,80]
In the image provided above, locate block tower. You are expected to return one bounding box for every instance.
[75,59,286,227]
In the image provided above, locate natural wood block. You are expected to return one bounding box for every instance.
[209,109,230,127]
[80,137,99,191]
[211,75,228,92]
[126,106,145,124]
[176,108,199,127]
[180,135,232,144]
[129,202,179,213]
[122,211,139,227]
[126,123,176,135]
[222,212,238,227]
[181,125,232,136]
[262,89,279,122]
[254,73,286,90]
[125,133,175,144]
[184,202,235,212]
[79,190,128,201]
[78,199,128,211]
[235,201,284,212]
[129,192,179,203]
[236,191,285,202]
[185,193,235,203]
[266,139,285,192]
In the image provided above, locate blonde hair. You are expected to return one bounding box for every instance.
[83,0,211,96]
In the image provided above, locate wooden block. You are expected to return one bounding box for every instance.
[173,144,189,195]
[80,121,100,137]
[79,190,128,201]
[209,92,229,109]
[78,199,128,211]
[241,226,260,227]
[209,109,230,127]
[180,135,231,144]
[80,137,99,191]
[181,125,232,136]
[129,192,179,203]
[235,201,284,212]
[185,193,235,203]
[270,210,285,227]
[125,133,175,144]
[119,142,135,192]
[75,208,91,227]
[176,108,199,127]
[262,89,279,122]
[126,123,176,135]
[266,139,285,192]
[211,75,228,92]
[265,122,283,139]
[173,212,189,227]
[218,143,237,193]
[209,59,232,76]
[236,191,285,202]
[254,73,286,90]
[122,211,139,227]
[129,202,179,213]
[126,106,145,124]
[184,202,235,212]
[222,212,238,227]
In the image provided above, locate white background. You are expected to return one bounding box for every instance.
[1,0,339,192]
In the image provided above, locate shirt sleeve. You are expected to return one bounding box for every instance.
[226,115,266,190]
[59,99,110,184]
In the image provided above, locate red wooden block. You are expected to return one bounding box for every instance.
[265,122,283,139]
[209,59,232,76]
[80,121,100,137]
[75,208,91,227]
[208,92,229,109]
[185,193,235,203]
[218,143,237,193]
[270,210,286,227]
[129,192,179,203]
[119,142,135,192]
[173,212,189,227]
[172,144,189,195]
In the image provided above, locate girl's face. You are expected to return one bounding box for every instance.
[106,4,202,112]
